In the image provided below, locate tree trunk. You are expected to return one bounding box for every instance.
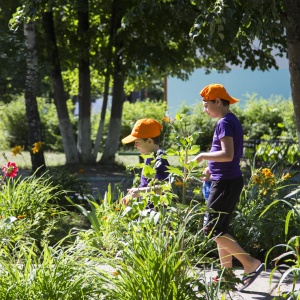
[92,0,116,160]
[24,20,46,175]
[100,56,124,163]
[42,11,79,164]
[99,0,125,164]
[92,72,110,161]
[77,0,93,163]
[285,0,300,149]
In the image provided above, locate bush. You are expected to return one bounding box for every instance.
[241,94,295,140]
[232,165,300,260]
[0,171,65,249]
[0,97,76,152]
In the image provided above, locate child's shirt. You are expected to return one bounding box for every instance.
[140,149,169,187]
[209,112,243,180]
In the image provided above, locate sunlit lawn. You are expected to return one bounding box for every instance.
[0,150,191,170]
[0,151,66,170]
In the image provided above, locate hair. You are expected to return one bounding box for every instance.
[143,135,160,145]
[211,98,230,107]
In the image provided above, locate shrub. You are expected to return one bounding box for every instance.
[0,97,76,152]
[0,171,66,249]
[0,242,106,299]
[241,94,295,140]
[232,165,300,260]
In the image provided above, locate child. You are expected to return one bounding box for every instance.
[192,84,264,291]
[121,118,169,207]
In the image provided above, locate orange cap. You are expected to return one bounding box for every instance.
[122,118,163,144]
[200,84,239,104]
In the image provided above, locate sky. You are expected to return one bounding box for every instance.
[167,57,290,115]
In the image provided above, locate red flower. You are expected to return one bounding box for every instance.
[2,162,18,178]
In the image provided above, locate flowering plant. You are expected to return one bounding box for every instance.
[252,167,291,196]
[0,152,19,185]
[2,162,19,178]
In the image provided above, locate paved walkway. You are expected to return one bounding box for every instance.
[212,268,299,299]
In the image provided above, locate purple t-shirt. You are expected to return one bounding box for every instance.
[140,149,169,187]
[209,113,243,180]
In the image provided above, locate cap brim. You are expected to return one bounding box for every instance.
[122,135,137,144]
[229,97,239,104]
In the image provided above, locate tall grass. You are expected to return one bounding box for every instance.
[0,242,106,299]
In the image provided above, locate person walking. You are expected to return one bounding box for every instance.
[193,83,264,291]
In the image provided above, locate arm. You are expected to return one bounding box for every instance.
[193,136,234,164]
[126,185,162,198]
[121,185,162,205]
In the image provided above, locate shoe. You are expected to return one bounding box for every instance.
[208,268,241,291]
[238,263,265,292]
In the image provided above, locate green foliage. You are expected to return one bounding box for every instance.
[39,98,77,152]
[68,184,128,254]
[46,168,91,208]
[0,105,299,298]
[98,205,227,300]
[163,113,204,204]
[191,0,285,71]
[0,97,77,151]
[0,99,28,149]
[241,95,295,140]
[254,141,299,167]
[0,171,65,249]
[0,25,26,102]
[262,188,300,298]
[174,103,217,152]
[233,166,300,259]
[0,242,105,299]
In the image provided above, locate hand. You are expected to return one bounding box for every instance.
[127,188,140,198]
[121,188,140,205]
[190,154,202,164]
[121,195,130,206]
[201,167,211,181]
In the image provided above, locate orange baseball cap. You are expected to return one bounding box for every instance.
[122,118,163,144]
[200,84,239,104]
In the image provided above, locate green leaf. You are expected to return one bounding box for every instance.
[166,148,178,156]
[167,166,184,177]
[143,165,156,179]
[188,145,200,155]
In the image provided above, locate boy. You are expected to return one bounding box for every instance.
[193,84,264,291]
[121,118,169,206]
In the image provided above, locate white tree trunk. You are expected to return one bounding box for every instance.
[101,117,122,162]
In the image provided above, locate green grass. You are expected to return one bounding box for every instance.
[0,150,190,170]
[0,151,66,169]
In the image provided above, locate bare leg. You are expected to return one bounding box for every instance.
[218,244,233,268]
[215,233,261,274]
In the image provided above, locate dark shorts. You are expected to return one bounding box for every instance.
[203,176,244,237]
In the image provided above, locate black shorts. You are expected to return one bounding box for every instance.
[203,176,244,237]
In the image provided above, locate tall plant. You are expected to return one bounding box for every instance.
[164,113,203,205]
[264,191,300,299]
